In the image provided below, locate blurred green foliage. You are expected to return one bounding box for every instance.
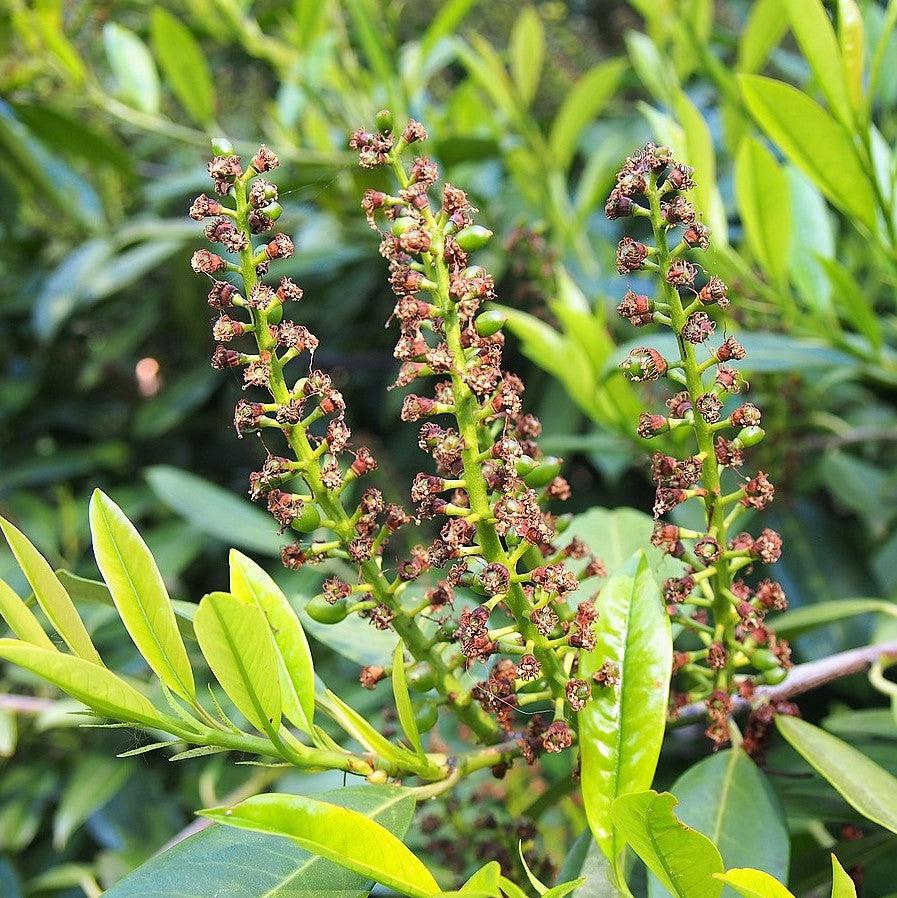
[3,0,897,893]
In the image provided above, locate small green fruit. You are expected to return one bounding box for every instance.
[292,503,321,533]
[375,109,394,135]
[407,667,437,693]
[761,665,788,685]
[515,455,536,477]
[455,225,493,251]
[523,456,562,488]
[262,201,283,221]
[306,595,348,624]
[211,136,235,156]
[735,426,765,448]
[267,303,284,325]
[475,310,506,337]
[752,648,779,671]
[391,216,419,236]
[415,701,439,733]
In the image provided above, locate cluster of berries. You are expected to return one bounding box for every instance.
[607,144,792,747]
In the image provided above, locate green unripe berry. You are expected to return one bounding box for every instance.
[211,136,236,156]
[455,225,493,251]
[391,216,419,237]
[554,513,573,535]
[375,109,394,135]
[475,310,506,337]
[735,426,765,448]
[407,667,437,693]
[751,648,779,671]
[415,701,439,733]
[306,595,348,624]
[523,456,562,488]
[262,201,283,221]
[761,665,788,685]
[292,503,321,533]
[267,303,284,325]
[515,454,536,477]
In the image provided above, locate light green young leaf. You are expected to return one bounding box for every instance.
[461,861,502,896]
[89,490,195,701]
[0,577,55,651]
[818,257,882,351]
[830,854,857,897]
[149,8,216,126]
[837,0,865,112]
[579,552,672,873]
[738,75,876,228]
[0,639,167,728]
[784,0,854,127]
[549,59,626,170]
[392,642,423,755]
[770,598,897,638]
[626,31,677,105]
[786,166,835,313]
[735,136,792,284]
[714,869,795,898]
[542,879,586,898]
[229,549,314,732]
[654,748,788,898]
[194,591,281,735]
[105,784,416,897]
[103,23,161,114]
[737,0,788,73]
[0,517,100,664]
[611,791,723,898]
[510,8,544,106]
[201,792,440,898]
[420,0,481,57]
[776,715,897,835]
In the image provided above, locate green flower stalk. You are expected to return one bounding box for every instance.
[607,144,791,747]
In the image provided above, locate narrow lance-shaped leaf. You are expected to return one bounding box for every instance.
[461,861,502,896]
[837,0,865,113]
[735,136,792,284]
[89,490,195,701]
[149,8,216,126]
[194,591,281,735]
[201,792,440,898]
[0,639,168,729]
[510,7,544,107]
[0,577,56,650]
[0,517,101,664]
[714,869,795,898]
[229,549,314,732]
[106,784,417,897]
[611,791,723,898]
[578,551,672,872]
[784,0,854,127]
[830,854,857,898]
[103,23,161,115]
[392,641,423,755]
[776,715,897,836]
[738,75,876,229]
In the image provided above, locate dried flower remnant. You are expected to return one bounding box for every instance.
[607,143,790,748]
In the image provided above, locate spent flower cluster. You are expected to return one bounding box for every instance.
[188,116,610,768]
[608,144,792,747]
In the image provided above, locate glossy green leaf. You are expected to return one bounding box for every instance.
[818,257,882,350]
[626,31,677,105]
[653,749,788,898]
[0,639,166,728]
[0,576,55,650]
[735,136,792,283]
[543,879,586,898]
[202,791,439,898]
[103,23,161,114]
[194,591,281,734]
[229,549,314,733]
[738,0,788,73]
[579,552,672,871]
[838,0,865,111]
[510,8,544,106]
[392,641,423,755]
[784,0,854,126]
[150,8,215,125]
[786,166,835,313]
[611,791,723,898]
[89,490,195,701]
[0,517,100,664]
[421,0,481,56]
[739,75,876,228]
[776,715,897,835]
[830,854,857,897]
[146,466,289,555]
[714,869,794,898]
[105,784,416,897]
[549,59,627,169]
